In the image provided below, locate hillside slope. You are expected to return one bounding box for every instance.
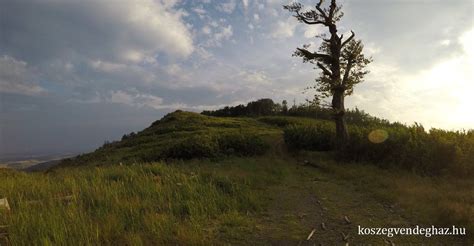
[59,111,282,167]
[1,111,472,244]
[1,155,470,244]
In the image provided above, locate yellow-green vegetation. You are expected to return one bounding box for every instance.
[2,154,471,244]
[283,119,474,175]
[301,151,473,244]
[0,157,289,245]
[1,111,472,244]
[61,111,280,166]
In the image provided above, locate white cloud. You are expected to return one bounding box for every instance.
[202,26,212,35]
[205,25,234,47]
[195,47,214,60]
[253,14,260,21]
[439,39,451,46]
[108,90,164,110]
[0,56,45,96]
[217,0,237,13]
[192,6,207,19]
[272,18,298,38]
[239,70,271,85]
[304,25,323,38]
[90,60,127,73]
[242,0,249,10]
[192,6,207,15]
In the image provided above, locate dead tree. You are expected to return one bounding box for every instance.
[284,0,372,150]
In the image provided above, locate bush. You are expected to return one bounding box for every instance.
[164,134,219,159]
[217,133,269,156]
[283,122,335,151]
[284,121,474,176]
[258,117,301,127]
[163,133,270,160]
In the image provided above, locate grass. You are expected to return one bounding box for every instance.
[0,157,290,245]
[1,112,472,244]
[61,111,281,166]
[1,153,472,244]
[301,151,474,242]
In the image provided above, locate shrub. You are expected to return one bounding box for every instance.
[217,133,269,156]
[164,134,219,159]
[283,122,335,151]
[163,133,270,160]
[258,117,301,127]
[284,121,474,176]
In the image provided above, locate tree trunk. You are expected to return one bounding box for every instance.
[327,23,348,151]
[332,89,348,151]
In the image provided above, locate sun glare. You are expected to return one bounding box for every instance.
[402,28,474,129]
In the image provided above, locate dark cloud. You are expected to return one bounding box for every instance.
[0,0,193,64]
[0,0,472,156]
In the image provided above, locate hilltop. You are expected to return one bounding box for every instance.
[1,110,473,245]
[58,110,282,167]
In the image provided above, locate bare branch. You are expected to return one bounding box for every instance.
[317,62,333,77]
[328,0,337,21]
[294,12,326,25]
[315,0,328,19]
[341,30,355,47]
[296,48,331,61]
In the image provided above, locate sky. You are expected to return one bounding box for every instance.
[0,0,473,156]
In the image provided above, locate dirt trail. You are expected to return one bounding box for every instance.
[250,158,460,245]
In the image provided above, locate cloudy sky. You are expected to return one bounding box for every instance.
[0,0,473,156]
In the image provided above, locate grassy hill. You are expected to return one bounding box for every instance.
[59,111,282,167]
[0,111,472,245]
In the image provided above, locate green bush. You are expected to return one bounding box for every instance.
[284,121,474,175]
[164,134,219,159]
[283,122,335,151]
[162,133,270,160]
[217,133,269,156]
[342,125,472,175]
[258,116,301,127]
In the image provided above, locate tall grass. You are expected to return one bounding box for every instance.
[311,154,474,242]
[283,121,474,175]
[0,158,288,245]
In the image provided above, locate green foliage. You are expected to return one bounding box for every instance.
[217,133,269,156]
[284,122,335,151]
[257,116,303,127]
[162,133,269,159]
[0,158,288,245]
[165,134,219,159]
[202,98,398,128]
[202,98,277,117]
[284,121,474,175]
[60,111,277,166]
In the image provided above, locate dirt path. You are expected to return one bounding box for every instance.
[250,157,457,245]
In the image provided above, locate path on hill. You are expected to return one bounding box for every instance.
[248,157,451,245]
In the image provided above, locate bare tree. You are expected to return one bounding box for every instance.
[284,0,372,150]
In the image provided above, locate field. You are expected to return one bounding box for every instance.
[0,111,472,245]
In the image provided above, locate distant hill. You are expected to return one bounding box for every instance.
[22,159,63,172]
[0,154,75,171]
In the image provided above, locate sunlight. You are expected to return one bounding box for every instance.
[368,129,389,144]
[402,28,474,129]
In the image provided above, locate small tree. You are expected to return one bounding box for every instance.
[282,100,288,114]
[284,0,371,150]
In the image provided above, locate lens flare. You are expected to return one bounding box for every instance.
[368,129,389,144]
